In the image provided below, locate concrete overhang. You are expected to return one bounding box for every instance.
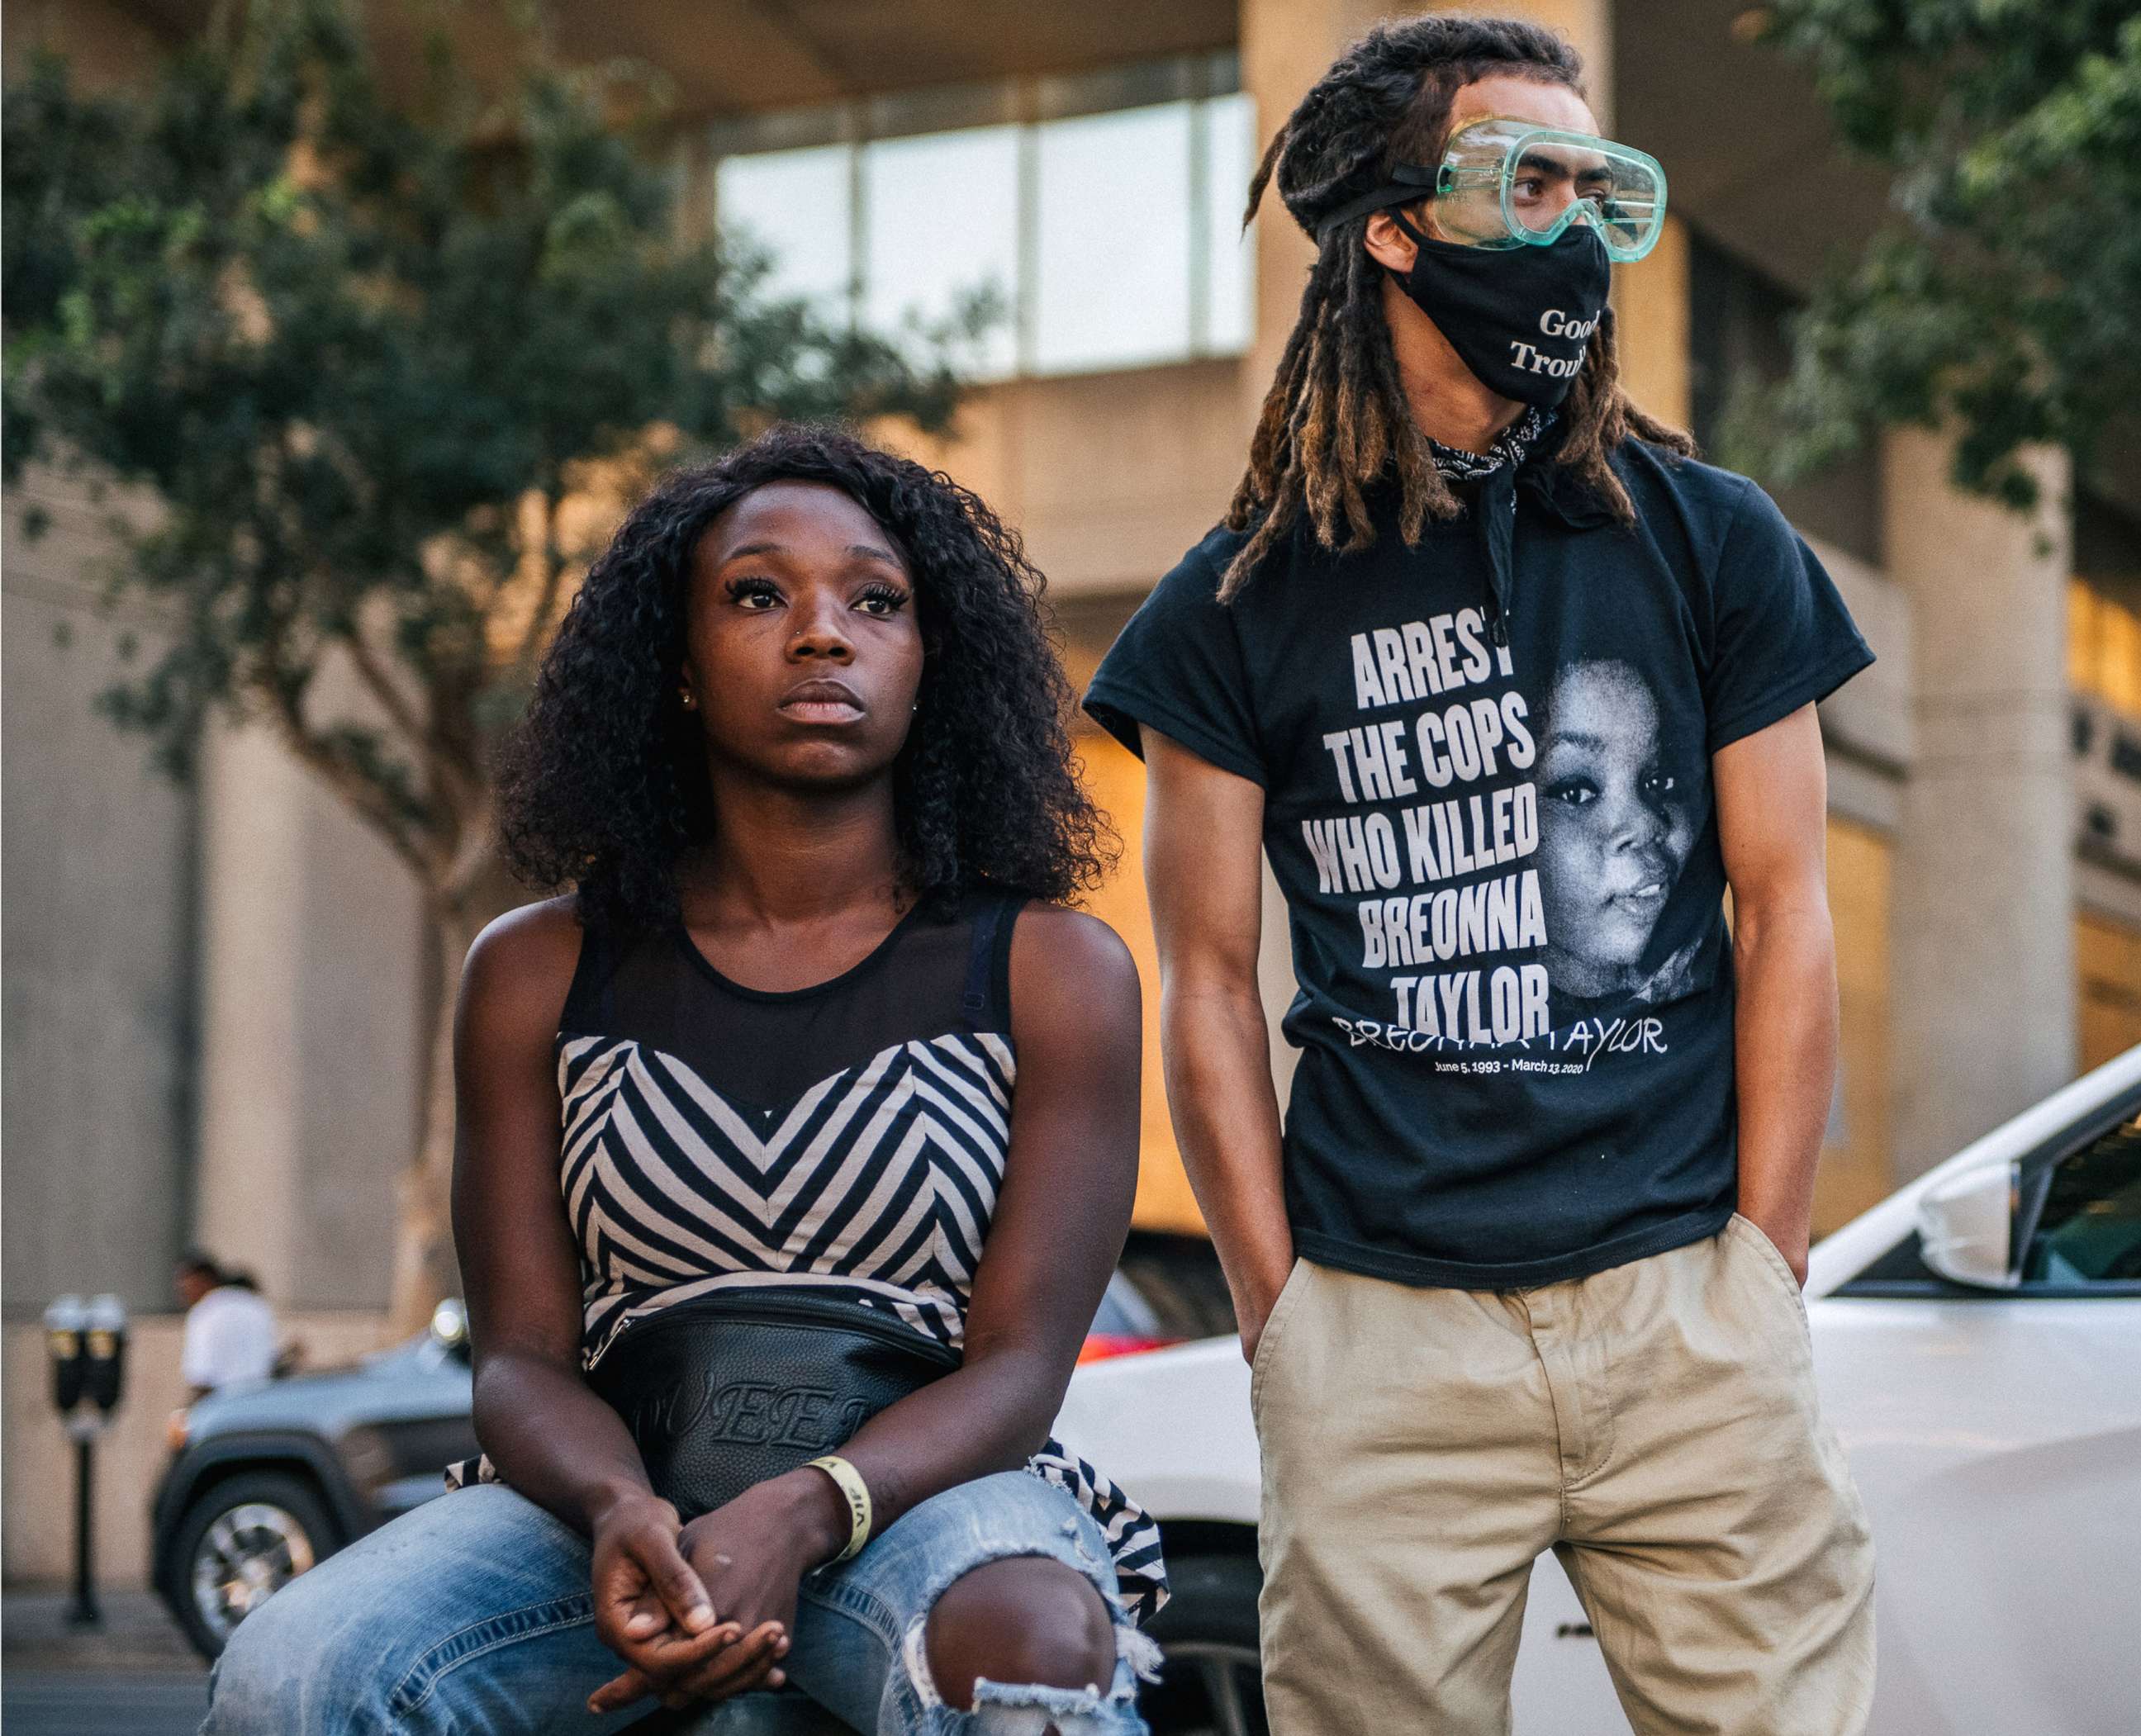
[110,0,1237,120]
[1616,0,1894,301]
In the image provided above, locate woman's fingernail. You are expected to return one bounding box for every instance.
[685,1603,715,1631]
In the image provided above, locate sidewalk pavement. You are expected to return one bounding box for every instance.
[3,1671,211,1736]
[2,1590,208,1735]
[2,1586,205,1674]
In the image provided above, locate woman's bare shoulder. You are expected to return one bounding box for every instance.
[460,894,586,1033]
[1007,903,1140,1032]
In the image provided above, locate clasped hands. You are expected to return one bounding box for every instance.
[585,1471,840,1715]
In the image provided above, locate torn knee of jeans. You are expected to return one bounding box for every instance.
[966,1674,1134,1734]
[901,1625,1137,1734]
[901,1577,1150,1721]
[1114,1625,1162,1683]
[901,1612,941,1703]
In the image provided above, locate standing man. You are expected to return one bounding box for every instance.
[1085,15,1876,1734]
[176,1251,279,1400]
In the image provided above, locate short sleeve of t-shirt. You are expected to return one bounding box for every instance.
[1083,534,1268,785]
[182,1290,278,1389]
[1702,478,1876,753]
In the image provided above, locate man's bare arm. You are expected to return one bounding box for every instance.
[1142,727,1296,1359]
[1715,702,1837,1283]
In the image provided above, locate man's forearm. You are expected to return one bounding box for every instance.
[1731,900,1840,1280]
[1161,979,1295,1345]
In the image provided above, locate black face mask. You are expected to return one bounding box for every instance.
[1385,215,1610,408]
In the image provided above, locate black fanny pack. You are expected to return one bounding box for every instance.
[586,1292,962,1520]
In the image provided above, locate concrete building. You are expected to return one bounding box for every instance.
[7,0,2139,1584]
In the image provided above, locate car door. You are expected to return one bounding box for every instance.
[1508,1097,2141,1736]
[1815,1106,2141,1736]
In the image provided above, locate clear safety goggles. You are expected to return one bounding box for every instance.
[1321,117,1669,263]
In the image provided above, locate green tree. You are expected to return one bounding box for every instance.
[1747,0,2140,507]
[4,2,974,1331]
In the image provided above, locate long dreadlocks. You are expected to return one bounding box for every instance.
[1221,13,1693,600]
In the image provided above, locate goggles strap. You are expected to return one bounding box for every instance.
[1314,164,1440,240]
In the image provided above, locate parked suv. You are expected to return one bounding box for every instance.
[149,1231,1237,1679]
[149,1299,480,1661]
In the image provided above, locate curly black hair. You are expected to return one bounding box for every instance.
[496,424,1114,929]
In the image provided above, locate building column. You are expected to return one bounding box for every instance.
[1885,429,2076,1178]
[1237,0,1381,435]
[1613,213,1690,432]
[193,717,425,1311]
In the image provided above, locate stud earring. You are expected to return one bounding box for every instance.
[680,690,696,710]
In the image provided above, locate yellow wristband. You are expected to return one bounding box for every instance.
[807,1455,873,1563]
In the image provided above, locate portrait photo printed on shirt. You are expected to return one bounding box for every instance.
[1311,610,1703,1073]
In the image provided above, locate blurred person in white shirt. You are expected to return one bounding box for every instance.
[176,1251,280,1399]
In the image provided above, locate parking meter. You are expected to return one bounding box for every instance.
[44,1295,87,1412]
[83,1294,128,1415]
[44,1292,111,1625]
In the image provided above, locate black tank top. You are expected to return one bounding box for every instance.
[439,888,1168,1620]
[563,890,1019,1119]
[557,889,1023,1363]
[539,887,1170,1621]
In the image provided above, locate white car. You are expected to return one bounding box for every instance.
[1056,1048,2141,1736]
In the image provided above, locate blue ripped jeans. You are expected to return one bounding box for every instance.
[202,1473,1151,1736]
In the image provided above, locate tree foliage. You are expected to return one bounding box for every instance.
[1750,0,2141,507]
[2,0,979,1326]
[3,0,971,909]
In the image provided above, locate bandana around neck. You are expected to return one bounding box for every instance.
[1422,404,1559,652]
[1426,404,1555,481]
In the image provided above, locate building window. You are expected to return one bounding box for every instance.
[2069,581,2141,717]
[714,143,855,312]
[1031,103,1195,372]
[861,126,1023,377]
[710,53,1256,380]
[2077,908,2141,1075]
[1816,815,1893,1235]
[2070,492,2141,716]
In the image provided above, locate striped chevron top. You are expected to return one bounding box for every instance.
[548,889,1165,1620]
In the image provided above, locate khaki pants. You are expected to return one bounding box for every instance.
[1252,1217,1876,1735]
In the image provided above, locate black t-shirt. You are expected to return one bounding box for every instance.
[1085,440,1874,1288]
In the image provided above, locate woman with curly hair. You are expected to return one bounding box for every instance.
[207,425,1159,1736]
